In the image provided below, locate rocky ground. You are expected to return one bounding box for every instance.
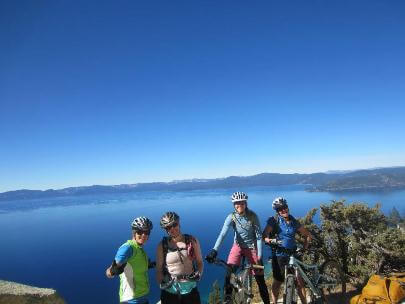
[0,280,66,304]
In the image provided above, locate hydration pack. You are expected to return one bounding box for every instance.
[162,234,197,276]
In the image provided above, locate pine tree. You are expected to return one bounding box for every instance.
[208,280,222,304]
[300,201,405,288]
[388,206,402,225]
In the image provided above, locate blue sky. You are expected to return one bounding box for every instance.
[1,1,405,192]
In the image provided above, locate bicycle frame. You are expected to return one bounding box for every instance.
[285,254,323,299]
[213,258,264,304]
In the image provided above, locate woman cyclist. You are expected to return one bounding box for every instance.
[205,191,270,304]
[263,197,312,304]
[156,211,204,304]
[105,216,154,304]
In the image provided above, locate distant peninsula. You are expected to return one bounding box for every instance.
[1,167,405,201]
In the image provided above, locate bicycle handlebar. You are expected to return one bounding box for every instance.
[264,240,300,256]
[212,258,264,270]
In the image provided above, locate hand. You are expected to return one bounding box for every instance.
[266,238,281,245]
[188,271,201,281]
[105,267,113,278]
[296,246,305,254]
[205,249,217,263]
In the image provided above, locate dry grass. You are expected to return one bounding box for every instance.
[251,277,359,304]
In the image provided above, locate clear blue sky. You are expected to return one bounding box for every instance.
[1,0,405,192]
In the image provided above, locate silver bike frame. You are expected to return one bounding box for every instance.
[287,254,323,299]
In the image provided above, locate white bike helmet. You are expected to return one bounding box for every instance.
[160,211,180,229]
[272,197,288,211]
[231,191,248,203]
[131,216,153,231]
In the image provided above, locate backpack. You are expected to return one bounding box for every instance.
[267,214,300,237]
[162,234,197,275]
[350,273,405,304]
[267,214,280,238]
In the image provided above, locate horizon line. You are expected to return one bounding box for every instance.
[2,165,404,194]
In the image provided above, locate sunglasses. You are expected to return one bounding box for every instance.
[277,207,288,213]
[165,222,179,231]
[134,230,150,236]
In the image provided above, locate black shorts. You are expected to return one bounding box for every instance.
[271,255,289,282]
[160,287,201,304]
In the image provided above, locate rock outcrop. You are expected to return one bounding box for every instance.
[0,280,66,304]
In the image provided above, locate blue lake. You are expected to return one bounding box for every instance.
[1,185,404,303]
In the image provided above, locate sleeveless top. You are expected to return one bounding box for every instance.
[164,238,197,295]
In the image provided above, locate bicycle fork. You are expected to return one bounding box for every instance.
[283,257,298,304]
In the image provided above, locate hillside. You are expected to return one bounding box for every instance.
[1,167,405,201]
[309,167,405,192]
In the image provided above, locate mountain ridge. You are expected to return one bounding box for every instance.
[2,166,405,201]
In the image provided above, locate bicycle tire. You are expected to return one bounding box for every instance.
[309,290,323,304]
[319,260,346,301]
[245,271,253,304]
[284,274,295,304]
[230,271,246,304]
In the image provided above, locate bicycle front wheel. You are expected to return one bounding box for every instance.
[242,271,253,304]
[319,260,346,301]
[284,274,295,304]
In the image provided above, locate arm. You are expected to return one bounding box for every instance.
[105,244,132,278]
[297,226,312,250]
[155,242,164,284]
[192,238,204,275]
[105,261,126,278]
[213,214,233,252]
[262,224,274,244]
[253,213,263,260]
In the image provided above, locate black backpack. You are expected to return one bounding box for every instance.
[267,214,280,237]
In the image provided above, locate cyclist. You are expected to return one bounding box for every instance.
[156,211,204,304]
[263,197,312,304]
[206,192,270,304]
[105,216,154,304]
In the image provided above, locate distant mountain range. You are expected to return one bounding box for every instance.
[1,167,405,201]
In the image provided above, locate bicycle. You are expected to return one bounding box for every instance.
[267,241,346,304]
[212,257,264,304]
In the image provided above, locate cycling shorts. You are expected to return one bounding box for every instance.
[271,255,289,282]
[160,287,200,304]
[227,243,262,275]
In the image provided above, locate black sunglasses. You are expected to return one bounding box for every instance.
[276,207,288,212]
[165,222,179,231]
[134,229,150,236]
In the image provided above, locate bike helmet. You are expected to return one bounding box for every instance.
[231,191,248,203]
[131,216,153,231]
[160,211,180,229]
[272,197,288,211]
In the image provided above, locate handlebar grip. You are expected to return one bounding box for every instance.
[252,264,265,270]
